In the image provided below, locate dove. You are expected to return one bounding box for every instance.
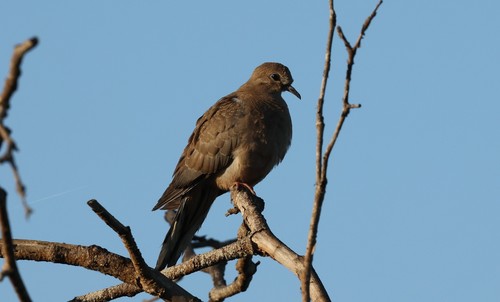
[153,62,300,270]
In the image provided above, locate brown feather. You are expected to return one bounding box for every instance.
[153,62,300,269]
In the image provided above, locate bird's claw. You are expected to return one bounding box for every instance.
[225,207,240,216]
[233,182,257,195]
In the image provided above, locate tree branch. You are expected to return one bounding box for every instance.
[315,0,337,181]
[87,199,200,302]
[304,0,383,301]
[230,186,331,302]
[0,37,38,120]
[0,37,38,218]
[208,256,258,302]
[0,240,135,280]
[71,283,140,302]
[307,0,337,300]
[0,238,223,301]
[1,185,329,301]
[0,38,38,297]
[0,188,32,302]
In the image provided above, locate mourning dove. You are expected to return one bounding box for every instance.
[153,62,300,270]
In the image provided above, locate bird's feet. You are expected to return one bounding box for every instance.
[233,182,257,195]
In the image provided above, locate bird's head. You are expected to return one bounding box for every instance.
[247,62,301,100]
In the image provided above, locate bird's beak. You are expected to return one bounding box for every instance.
[287,85,301,100]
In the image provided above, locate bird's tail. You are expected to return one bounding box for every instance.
[155,187,218,270]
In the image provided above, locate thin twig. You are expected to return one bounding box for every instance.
[0,37,39,119]
[304,0,337,300]
[330,0,383,161]
[315,0,337,181]
[0,188,32,302]
[0,37,38,218]
[304,1,383,301]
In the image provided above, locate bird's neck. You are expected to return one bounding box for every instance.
[237,82,282,102]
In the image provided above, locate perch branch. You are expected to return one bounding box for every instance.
[230,186,330,302]
[2,188,327,301]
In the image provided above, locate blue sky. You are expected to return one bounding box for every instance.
[1,0,499,301]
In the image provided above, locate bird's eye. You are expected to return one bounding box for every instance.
[270,73,281,81]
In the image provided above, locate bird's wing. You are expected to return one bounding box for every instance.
[153,95,244,210]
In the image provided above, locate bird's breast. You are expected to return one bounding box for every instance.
[215,100,292,190]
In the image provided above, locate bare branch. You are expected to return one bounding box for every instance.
[0,188,32,302]
[331,0,383,155]
[191,235,236,250]
[305,0,337,299]
[0,239,209,301]
[1,185,328,301]
[87,199,200,302]
[315,0,337,181]
[0,240,135,280]
[165,209,237,291]
[208,256,258,302]
[184,238,229,296]
[169,216,257,302]
[355,0,383,50]
[71,236,254,301]
[0,37,38,218]
[304,1,383,301]
[0,37,38,119]
[230,186,331,302]
[70,283,139,302]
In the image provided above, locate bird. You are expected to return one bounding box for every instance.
[153,62,300,270]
